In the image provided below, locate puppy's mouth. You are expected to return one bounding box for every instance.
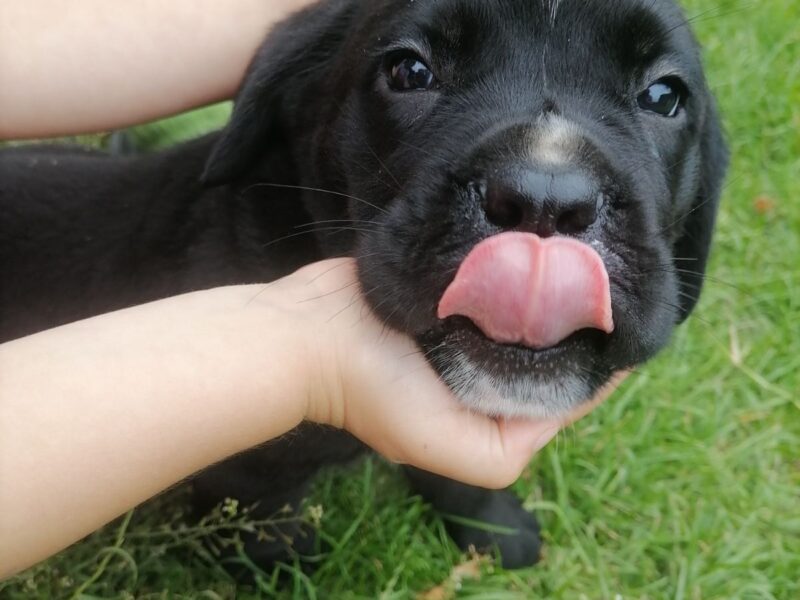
[437,232,614,350]
[418,232,617,418]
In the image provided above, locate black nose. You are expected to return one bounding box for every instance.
[480,167,601,236]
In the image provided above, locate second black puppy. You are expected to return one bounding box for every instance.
[0,0,728,570]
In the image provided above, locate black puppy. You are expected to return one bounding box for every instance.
[0,0,727,570]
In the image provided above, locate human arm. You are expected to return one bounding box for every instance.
[0,259,622,579]
[0,0,312,139]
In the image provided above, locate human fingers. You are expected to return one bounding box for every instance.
[291,259,626,487]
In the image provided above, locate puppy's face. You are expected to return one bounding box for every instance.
[206,0,728,418]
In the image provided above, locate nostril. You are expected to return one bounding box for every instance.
[556,209,590,234]
[555,193,603,235]
[485,197,525,229]
[482,181,525,229]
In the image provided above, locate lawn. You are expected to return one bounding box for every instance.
[2,0,798,598]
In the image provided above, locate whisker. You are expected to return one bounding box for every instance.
[395,139,459,170]
[326,285,381,324]
[657,267,750,294]
[243,182,389,215]
[364,140,403,191]
[303,259,358,287]
[328,97,401,192]
[659,172,745,234]
[347,156,402,193]
[245,283,281,307]
[648,2,755,47]
[378,302,415,343]
[260,226,380,250]
[296,280,361,304]
[294,218,383,230]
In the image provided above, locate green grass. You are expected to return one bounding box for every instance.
[2,1,798,597]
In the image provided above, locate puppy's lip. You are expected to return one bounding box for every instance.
[436,315,608,356]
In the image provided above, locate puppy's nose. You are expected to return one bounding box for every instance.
[480,168,601,237]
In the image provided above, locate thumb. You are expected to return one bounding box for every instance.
[370,369,628,488]
[390,402,561,489]
[346,350,562,489]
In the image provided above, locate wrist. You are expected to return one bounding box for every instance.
[213,278,342,431]
[217,285,314,432]
[250,260,359,429]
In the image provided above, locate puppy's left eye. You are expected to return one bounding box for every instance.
[638,78,687,117]
[387,53,436,91]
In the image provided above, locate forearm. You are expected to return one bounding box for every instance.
[0,259,603,579]
[0,0,312,139]
[0,286,307,578]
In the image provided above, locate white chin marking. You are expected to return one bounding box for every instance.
[440,351,592,419]
[528,114,585,166]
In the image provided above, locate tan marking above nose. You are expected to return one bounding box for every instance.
[528,115,584,166]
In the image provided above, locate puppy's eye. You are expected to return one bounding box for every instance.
[387,53,436,92]
[638,78,686,117]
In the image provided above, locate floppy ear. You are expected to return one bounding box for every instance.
[201,0,357,186]
[673,97,729,322]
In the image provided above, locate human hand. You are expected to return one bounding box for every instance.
[270,259,626,489]
[0,257,624,577]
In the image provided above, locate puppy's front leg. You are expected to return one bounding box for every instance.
[403,467,542,568]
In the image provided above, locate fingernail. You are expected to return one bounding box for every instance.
[503,419,561,456]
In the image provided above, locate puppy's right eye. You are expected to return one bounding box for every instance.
[638,78,687,117]
[387,53,436,92]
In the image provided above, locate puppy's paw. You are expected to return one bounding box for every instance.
[220,518,321,582]
[445,491,542,569]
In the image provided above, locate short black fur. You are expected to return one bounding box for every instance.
[0,0,728,571]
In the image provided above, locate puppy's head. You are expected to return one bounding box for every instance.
[204,0,728,418]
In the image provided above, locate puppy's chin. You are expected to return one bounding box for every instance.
[439,349,595,419]
[420,322,613,419]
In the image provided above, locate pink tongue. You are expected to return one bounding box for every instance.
[438,232,614,349]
